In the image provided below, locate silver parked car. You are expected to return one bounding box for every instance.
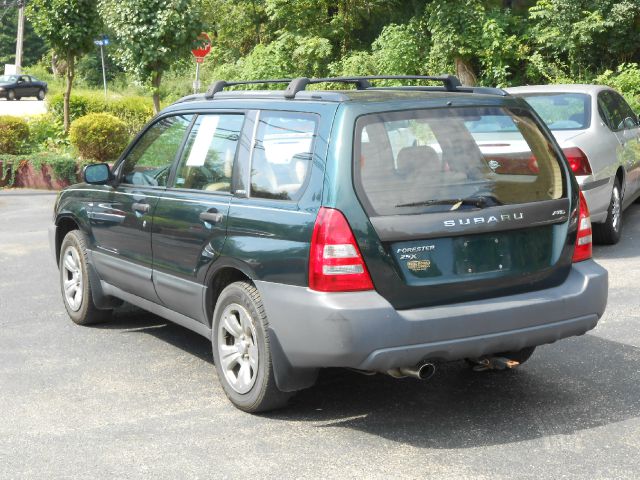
[506,84,640,244]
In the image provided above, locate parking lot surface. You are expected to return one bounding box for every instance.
[0,98,47,116]
[1,189,639,479]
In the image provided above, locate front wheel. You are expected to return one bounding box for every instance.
[59,230,111,325]
[6,90,15,101]
[593,178,622,245]
[212,281,291,413]
[37,89,45,101]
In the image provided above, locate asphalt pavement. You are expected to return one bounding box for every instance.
[1,189,639,479]
[0,98,47,116]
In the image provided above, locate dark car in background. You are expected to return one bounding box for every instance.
[49,75,608,412]
[0,74,48,101]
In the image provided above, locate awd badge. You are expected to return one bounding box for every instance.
[407,259,431,272]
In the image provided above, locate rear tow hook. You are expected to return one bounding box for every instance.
[470,357,520,372]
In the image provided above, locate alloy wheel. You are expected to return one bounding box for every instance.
[217,303,259,394]
[62,246,83,311]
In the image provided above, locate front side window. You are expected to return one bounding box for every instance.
[355,107,565,217]
[250,112,318,200]
[173,114,244,192]
[120,115,192,187]
[520,93,590,131]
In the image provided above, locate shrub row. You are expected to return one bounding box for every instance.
[69,113,130,163]
[48,91,154,136]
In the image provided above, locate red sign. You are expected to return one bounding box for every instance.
[191,33,212,60]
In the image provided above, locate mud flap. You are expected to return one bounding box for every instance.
[268,327,318,392]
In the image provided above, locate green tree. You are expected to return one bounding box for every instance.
[27,0,102,133]
[99,0,203,113]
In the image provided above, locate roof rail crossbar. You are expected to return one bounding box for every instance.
[205,78,292,99]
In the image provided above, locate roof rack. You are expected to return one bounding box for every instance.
[204,75,506,100]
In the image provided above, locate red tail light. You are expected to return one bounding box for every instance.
[572,191,592,262]
[563,147,592,175]
[309,207,374,292]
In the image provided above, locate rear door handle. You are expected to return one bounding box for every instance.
[199,210,224,224]
[132,202,150,214]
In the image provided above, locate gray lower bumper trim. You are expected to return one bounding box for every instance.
[256,260,608,370]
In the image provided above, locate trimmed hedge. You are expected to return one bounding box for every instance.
[70,113,130,163]
[0,116,30,155]
[48,92,154,136]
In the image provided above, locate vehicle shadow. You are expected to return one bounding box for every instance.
[593,203,640,260]
[267,334,640,449]
[94,304,213,364]
[98,307,640,449]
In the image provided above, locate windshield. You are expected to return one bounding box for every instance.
[0,75,17,83]
[354,106,566,216]
[519,93,591,131]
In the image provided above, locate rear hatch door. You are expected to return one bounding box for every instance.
[352,103,576,310]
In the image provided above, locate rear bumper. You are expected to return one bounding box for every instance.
[256,260,608,371]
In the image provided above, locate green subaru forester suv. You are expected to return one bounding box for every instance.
[50,76,608,412]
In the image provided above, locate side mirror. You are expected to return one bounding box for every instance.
[83,163,112,185]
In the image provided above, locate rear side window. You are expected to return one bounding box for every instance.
[173,114,244,192]
[250,111,318,200]
[355,107,565,217]
[520,93,590,130]
[598,90,637,131]
[121,115,193,187]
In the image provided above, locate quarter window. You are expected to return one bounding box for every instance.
[173,114,244,192]
[120,115,192,187]
[598,91,637,131]
[250,112,318,200]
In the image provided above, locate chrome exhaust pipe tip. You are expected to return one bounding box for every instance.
[386,362,436,380]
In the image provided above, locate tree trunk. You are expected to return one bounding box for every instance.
[151,70,162,115]
[455,57,477,86]
[63,52,75,134]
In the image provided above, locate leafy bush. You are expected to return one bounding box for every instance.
[69,113,129,163]
[0,116,30,155]
[48,91,154,136]
[26,114,66,151]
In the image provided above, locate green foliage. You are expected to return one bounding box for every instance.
[0,116,30,155]
[69,113,130,162]
[0,155,16,187]
[48,92,154,136]
[596,63,640,112]
[0,9,48,67]
[371,22,429,77]
[99,0,204,112]
[26,114,66,152]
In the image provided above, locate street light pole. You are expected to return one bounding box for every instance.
[15,0,25,74]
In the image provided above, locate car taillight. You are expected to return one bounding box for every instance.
[563,147,592,175]
[572,191,592,263]
[309,207,374,292]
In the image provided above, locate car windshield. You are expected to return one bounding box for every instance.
[0,75,18,82]
[519,93,591,131]
[354,106,566,216]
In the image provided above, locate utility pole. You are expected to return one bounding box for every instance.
[15,0,25,74]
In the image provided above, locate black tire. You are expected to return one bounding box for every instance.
[37,89,45,101]
[6,90,15,101]
[593,178,623,245]
[212,281,292,413]
[59,230,111,325]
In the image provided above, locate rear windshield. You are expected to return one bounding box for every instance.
[519,93,591,130]
[355,106,565,216]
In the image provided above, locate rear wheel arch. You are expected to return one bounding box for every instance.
[206,266,252,327]
[615,167,625,198]
[55,216,80,265]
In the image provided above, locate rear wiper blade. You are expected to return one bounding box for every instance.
[395,195,502,210]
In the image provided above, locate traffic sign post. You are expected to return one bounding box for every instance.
[191,33,212,94]
[94,35,110,100]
